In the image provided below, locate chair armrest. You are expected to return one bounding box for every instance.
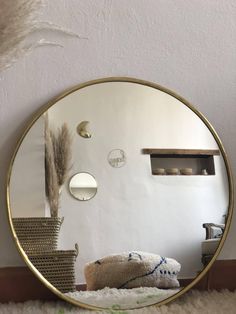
[202,223,225,239]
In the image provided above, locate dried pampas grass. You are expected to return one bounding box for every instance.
[0,0,42,71]
[45,119,59,217]
[45,116,72,217]
[0,0,87,71]
[51,123,72,187]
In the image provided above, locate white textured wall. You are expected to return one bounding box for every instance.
[0,0,235,272]
[10,116,45,218]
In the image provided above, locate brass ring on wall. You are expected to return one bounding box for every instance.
[6,77,234,310]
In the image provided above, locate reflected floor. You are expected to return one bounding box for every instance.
[65,287,180,309]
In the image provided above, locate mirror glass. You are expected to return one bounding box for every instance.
[69,172,97,201]
[8,79,231,310]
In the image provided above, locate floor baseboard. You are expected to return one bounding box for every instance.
[0,267,58,303]
[205,260,236,291]
[0,260,235,303]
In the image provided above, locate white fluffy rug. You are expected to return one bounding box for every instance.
[65,287,179,309]
[1,290,236,313]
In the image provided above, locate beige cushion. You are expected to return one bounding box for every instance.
[84,251,181,291]
[202,238,220,255]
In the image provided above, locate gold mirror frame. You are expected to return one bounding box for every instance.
[69,172,98,201]
[6,77,234,311]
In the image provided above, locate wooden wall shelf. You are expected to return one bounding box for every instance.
[142,148,220,157]
[142,148,220,176]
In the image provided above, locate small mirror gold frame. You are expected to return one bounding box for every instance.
[69,172,98,201]
[6,77,234,311]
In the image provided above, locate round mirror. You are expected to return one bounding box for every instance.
[69,172,97,201]
[7,78,233,310]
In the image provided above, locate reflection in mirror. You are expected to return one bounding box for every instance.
[8,80,230,310]
[108,149,126,168]
[77,121,92,139]
[69,172,97,201]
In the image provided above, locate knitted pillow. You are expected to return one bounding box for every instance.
[84,251,181,291]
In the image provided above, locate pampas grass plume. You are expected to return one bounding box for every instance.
[51,123,72,187]
[45,116,59,217]
[0,0,42,71]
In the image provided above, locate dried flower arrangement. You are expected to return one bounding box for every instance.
[45,117,72,217]
[50,123,72,187]
[0,0,86,72]
[0,0,42,71]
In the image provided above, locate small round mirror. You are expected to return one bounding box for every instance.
[69,172,97,201]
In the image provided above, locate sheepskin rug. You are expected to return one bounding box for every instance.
[65,286,179,309]
[0,290,236,313]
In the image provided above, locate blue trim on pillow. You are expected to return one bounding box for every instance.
[128,252,143,261]
[118,256,167,289]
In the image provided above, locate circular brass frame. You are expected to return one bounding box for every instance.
[6,77,234,311]
[69,172,98,201]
